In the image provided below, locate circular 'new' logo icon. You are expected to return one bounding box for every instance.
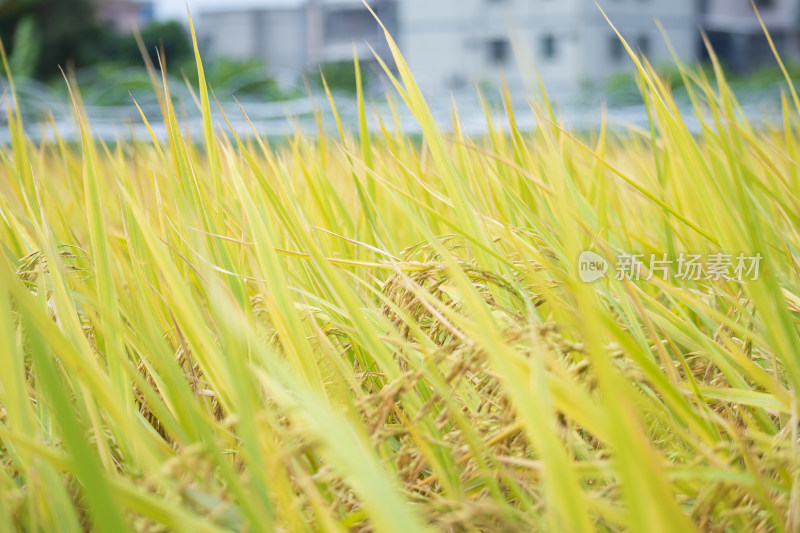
[578,251,608,283]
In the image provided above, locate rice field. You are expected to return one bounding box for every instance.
[0,16,799,533]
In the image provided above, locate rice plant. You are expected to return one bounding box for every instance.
[0,12,799,533]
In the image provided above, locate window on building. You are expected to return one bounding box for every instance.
[609,35,625,62]
[636,35,650,57]
[488,38,510,65]
[324,9,376,43]
[541,34,557,60]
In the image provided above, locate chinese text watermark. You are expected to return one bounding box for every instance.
[578,251,762,283]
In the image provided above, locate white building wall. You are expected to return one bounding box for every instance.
[700,0,800,70]
[257,9,308,79]
[580,0,698,84]
[398,0,698,95]
[397,0,481,93]
[198,11,259,60]
[198,8,309,84]
[703,0,799,31]
[199,0,701,95]
[517,3,586,92]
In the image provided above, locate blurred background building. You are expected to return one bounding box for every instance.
[700,0,800,72]
[395,0,698,94]
[1,0,800,97]
[196,0,396,86]
[189,0,800,95]
[96,0,155,33]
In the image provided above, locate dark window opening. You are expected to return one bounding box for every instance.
[636,35,650,57]
[541,34,557,60]
[488,38,510,65]
[324,9,377,43]
[609,36,625,62]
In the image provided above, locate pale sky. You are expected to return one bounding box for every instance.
[155,0,305,20]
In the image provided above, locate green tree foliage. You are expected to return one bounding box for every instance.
[99,21,192,69]
[316,60,372,93]
[7,15,40,78]
[0,0,101,79]
[0,1,193,80]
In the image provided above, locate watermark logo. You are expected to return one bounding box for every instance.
[578,251,763,283]
[578,251,609,282]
